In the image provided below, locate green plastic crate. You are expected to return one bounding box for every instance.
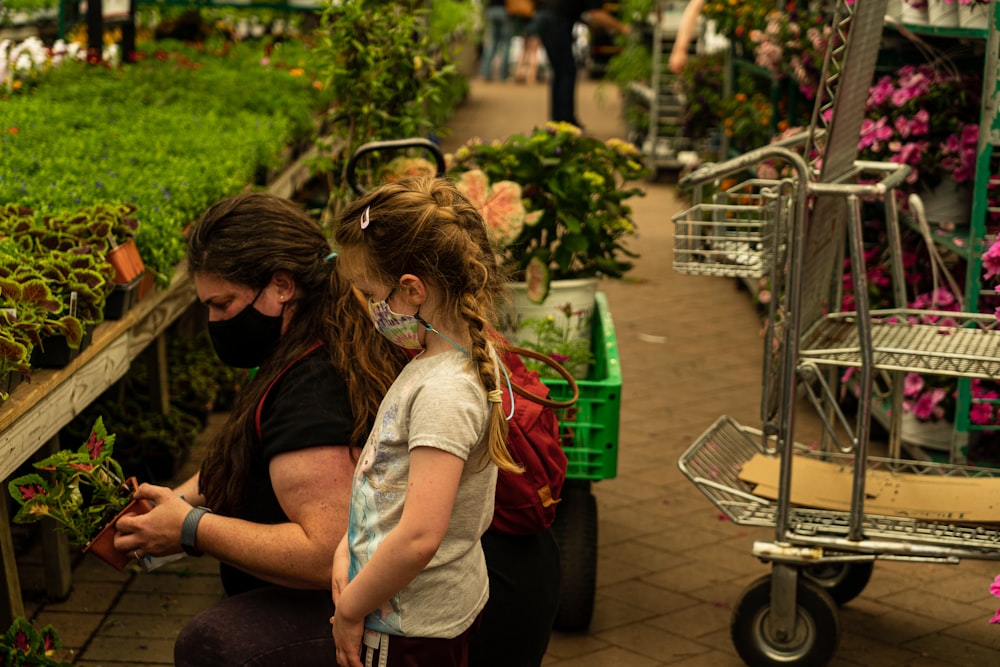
[542,292,622,480]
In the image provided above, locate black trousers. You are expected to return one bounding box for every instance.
[469,528,562,667]
[174,530,560,667]
[535,9,581,126]
[174,586,336,667]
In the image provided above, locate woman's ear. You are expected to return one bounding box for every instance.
[271,270,296,302]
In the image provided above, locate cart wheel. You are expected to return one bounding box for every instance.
[551,480,598,631]
[731,574,840,667]
[802,561,873,606]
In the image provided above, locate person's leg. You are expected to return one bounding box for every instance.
[174,587,337,667]
[524,35,541,84]
[496,12,515,81]
[469,530,561,667]
[536,10,579,125]
[479,7,505,79]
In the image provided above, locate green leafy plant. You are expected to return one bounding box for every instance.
[8,417,134,548]
[1,36,330,284]
[1,617,70,667]
[516,305,595,380]
[447,122,648,302]
[309,0,460,221]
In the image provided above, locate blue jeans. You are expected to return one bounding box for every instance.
[480,5,515,80]
[535,9,579,126]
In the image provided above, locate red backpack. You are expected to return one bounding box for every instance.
[491,345,577,535]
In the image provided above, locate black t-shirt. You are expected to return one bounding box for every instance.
[538,0,603,21]
[220,348,354,596]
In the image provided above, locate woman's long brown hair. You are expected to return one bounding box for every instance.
[187,192,408,516]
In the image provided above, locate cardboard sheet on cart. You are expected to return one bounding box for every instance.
[738,453,1000,522]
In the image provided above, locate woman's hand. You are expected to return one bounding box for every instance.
[113,483,193,557]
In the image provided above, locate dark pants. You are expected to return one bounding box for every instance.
[469,529,562,667]
[360,614,482,667]
[535,9,580,126]
[174,586,336,667]
[174,530,559,667]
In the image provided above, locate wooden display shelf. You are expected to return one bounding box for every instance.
[0,269,197,625]
[0,270,195,482]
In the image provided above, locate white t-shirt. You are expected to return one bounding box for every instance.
[347,349,497,639]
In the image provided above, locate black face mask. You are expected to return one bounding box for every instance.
[207,290,284,368]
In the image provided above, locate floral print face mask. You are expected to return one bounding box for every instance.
[367,288,426,350]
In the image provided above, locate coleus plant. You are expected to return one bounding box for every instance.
[1,616,70,667]
[8,417,133,548]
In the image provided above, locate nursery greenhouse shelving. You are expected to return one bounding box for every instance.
[886,4,1000,464]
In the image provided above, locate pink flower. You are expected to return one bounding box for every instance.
[912,388,947,420]
[981,237,1000,280]
[904,373,925,397]
[989,575,1000,623]
[970,402,994,425]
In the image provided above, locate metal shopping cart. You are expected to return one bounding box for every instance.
[670,0,1000,664]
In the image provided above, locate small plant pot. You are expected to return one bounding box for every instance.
[136,269,157,303]
[102,274,143,320]
[107,237,145,285]
[81,477,154,570]
[30,328,94,368]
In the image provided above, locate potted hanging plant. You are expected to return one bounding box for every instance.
[1,617,71,667]
[857,63,982,227]
[447,122,647,357]
[7,416,153,570]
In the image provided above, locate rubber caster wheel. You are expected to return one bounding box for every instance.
[731,574,840,667]
[802,561,873,606]
[551,480,597,631]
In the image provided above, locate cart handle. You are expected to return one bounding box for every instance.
[346,138,447,196]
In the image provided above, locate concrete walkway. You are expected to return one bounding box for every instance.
[14,76,1000,666]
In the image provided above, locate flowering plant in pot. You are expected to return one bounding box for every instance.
[856,63,981,212]
[7,416,151,569]
[749,7,833,103]
[447,121,647,303]
[1,617,70,667]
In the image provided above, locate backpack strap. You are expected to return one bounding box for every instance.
[499,344,580,409]
[254,341,325,439]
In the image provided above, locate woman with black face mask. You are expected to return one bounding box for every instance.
[113,192,409,667]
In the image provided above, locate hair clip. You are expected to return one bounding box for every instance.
[325,252,338,262]
[360,206,371,230]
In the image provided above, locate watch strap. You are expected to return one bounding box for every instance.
[181,506,212,557]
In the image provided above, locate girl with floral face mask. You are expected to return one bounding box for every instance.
[331,176,521,667]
